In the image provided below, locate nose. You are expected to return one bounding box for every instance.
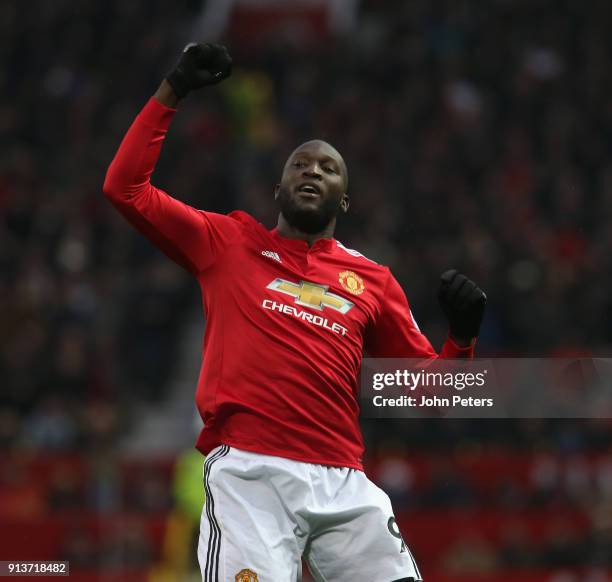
[303,162,322,179]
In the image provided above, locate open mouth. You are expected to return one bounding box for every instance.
[297,183,321,198]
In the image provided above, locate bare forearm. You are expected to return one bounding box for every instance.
[153,79,181,109]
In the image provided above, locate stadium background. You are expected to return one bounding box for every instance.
[1,0,612,580]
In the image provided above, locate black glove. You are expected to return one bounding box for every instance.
[438,269,487,339]
[166,43,232,98]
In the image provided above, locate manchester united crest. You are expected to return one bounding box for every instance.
[235,569,258,582]
[338,270,365,295]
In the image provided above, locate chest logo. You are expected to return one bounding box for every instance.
[338,270,365,295]
[267,278,354,314]
[261,250,281,263]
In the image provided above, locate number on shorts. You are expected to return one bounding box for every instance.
[387,516,408,553]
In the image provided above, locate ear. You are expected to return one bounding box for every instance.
[274,183,280,200]
[340,192,350,213]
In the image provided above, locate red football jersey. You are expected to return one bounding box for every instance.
[104,98,474,470]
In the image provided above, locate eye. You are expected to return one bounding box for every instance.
[292,161,307,168]
[324,167,337,174]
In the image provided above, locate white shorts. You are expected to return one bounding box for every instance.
[198,445,423,582]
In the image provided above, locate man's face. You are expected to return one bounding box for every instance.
[275,141,349,234]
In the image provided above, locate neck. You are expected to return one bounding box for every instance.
[276,214,335,246]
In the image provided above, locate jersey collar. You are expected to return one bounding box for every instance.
[270,228,336,253]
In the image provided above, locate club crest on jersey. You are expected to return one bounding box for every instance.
[235,569,258,582]
[338,270,365,295]
[267,278,354,313]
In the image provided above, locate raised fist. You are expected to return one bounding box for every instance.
[166,43,232,98]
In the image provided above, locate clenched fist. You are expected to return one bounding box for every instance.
[166,43,232,98]
[438,269,487,340]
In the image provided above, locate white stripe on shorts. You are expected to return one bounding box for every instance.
[203,445,229,582]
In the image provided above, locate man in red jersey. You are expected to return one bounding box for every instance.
[104,43,486,582]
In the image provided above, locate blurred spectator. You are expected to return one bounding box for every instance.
[586,504,612,567]
[102,523,154,570]
[59,527,98,569]
[423,459,476,508]
[47,464,84,511]
[376,443,417,510]
[125,467,172,513]
[21,396,78,450]
[494,476,527,510]
[154,449,205,578]
[442,532,499,574]
[0,408,22,448]
[529,454,562,507]
[0,453,46,519]
[540,519,585,568]
[79,400,121,449]
[498,523,537,569]
[87,450,121,513]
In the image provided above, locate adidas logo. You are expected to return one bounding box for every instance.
[262,250,282,263]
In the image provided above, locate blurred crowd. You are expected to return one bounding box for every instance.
[0,1,200,442]
[3,0,612,418]
[1,443,611,575]
[1,0,612,577]
[374,444,612,574]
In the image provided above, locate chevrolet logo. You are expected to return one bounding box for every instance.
[267,278,354,314]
